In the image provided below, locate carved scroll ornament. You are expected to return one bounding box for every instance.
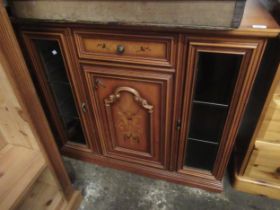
[104,86,153,113]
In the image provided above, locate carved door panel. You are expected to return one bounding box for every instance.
[83,64,173,169]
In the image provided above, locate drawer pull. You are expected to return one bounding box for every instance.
[116,45,125,54]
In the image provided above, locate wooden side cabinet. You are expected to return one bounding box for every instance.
[16,22,275,192]
[0,4,82,209]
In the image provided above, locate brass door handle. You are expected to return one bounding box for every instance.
[176,120,181,130]
[81,102,87,113]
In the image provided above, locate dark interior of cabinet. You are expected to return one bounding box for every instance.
[234,39,280,172]
[33,39,86,145]
[185,52,243,171]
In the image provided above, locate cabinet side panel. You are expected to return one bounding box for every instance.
[0,47,35,149]
[0,5,74,199]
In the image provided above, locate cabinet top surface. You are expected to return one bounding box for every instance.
[238,0,280,34]
[11,0,280,37]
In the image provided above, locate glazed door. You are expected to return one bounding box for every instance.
[178,36,266,180]
[83,64,173,169]
[21,30,95,152]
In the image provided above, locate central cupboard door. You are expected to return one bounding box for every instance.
[82,64,174,169]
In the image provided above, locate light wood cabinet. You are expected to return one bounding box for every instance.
[233,62,280,200]
[0,4,82,208]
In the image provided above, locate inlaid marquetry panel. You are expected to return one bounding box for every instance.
[83,64,173,169]
[83,38,166,58]
[105,87,153,153]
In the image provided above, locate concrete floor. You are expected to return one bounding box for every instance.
[63,157,280,210]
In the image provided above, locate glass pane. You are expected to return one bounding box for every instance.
[185,139,218,171]
[61,116,85,144]
[34,39,86,145]
[49,83,77,117]
[194,53,242,105]
[185,52,243,171]
[189,102,228,143]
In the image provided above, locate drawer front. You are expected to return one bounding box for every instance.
[74,30,177,67]
[245,141,280,184]
[82,64,173,169]
[256,96,280,144]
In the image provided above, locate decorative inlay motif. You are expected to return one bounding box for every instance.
[117,106,141,144]
[105,87,153,145]
[136,46,151,53]
[96,43,110,50]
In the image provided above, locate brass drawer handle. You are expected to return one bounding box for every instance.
[116,45,125,54]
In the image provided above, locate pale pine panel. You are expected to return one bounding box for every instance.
[245,141,280,185]
[0,130,7,150]
[256,94,280,144]
[0,49,38,149]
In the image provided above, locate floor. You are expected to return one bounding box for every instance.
[64,157,280,210]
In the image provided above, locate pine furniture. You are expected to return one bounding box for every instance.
[0,2,82,209]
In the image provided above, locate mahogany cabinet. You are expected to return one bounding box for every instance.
[17,24,269,192]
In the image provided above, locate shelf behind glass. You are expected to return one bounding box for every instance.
[184,51,244,172]
[185,138,218,171]
[194,52,242,105]
[188,102,228,143]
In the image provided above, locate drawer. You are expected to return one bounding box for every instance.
[74,30,177,67]
[245,141,280,185]
[256,97,280,144]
